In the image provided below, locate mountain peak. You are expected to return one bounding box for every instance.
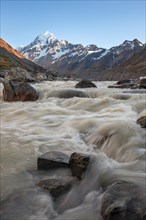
[30,31,57,48]
[123,39,143,47]
[43,30,50,35]
[133,38,144,46]
[42,31,56,38]
[37,31,56,41]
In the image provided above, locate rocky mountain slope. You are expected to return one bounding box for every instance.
[105,46,146,80]
[19,31,146,80]
[0,38,61,82]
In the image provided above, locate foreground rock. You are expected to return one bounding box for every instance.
[75,80,97,88]
[37,151,70,170]
[136,116,146,128]
[101,181,146,220]
[1,78,38,101]
[37,176,76,199]
[139,77,146,89]
[69,152,90,180]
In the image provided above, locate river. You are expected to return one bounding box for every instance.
[0,81,146,220]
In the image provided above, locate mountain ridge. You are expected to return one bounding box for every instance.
[18,31,145,80]
[18,31,108,64]
[0,38,26,59]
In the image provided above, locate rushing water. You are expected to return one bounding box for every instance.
[0,81,146,220]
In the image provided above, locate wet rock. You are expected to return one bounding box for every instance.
[0,78,38,101]
[108,83,138,89]
[116,79,134,85]
[108,79,139,89]
[136,116,146,128]
[101,181,146,220]
[139,78,146,89]
[69,152,90,180]
[37,176,76,199]
[37,151,70,170]
[75,80,97,88]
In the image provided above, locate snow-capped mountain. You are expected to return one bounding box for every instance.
[19,31,145,80]
[110,39,143,55]
[19,31,108,65]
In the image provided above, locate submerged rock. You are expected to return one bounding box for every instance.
[136,116,146,128]
[123,90,146,94]
[101,181,146,220]
[56,89,89,98]
[37,176,76,199]
[37,151,70,170]
[69,152,90,180]
[0,78,38,101]
[75,80,97,88]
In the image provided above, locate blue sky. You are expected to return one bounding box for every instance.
[1,0,145,49]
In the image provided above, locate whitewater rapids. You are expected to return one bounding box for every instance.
[0,81,146,220]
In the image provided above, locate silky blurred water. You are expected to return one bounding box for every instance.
[0,81,146,220]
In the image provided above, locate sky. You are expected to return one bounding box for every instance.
[1,0,146,49]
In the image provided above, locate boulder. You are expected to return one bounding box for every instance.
[75,80,97,88]
[136,116,146,128]
[37,151,70,170]
[37,176,76,199]
[101,181,146,220]
[139,78,146,89]
[69,152,90,180]
[0,79,38,101]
